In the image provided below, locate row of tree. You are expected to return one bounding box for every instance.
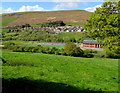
[3,42,96,58]
[41,21,66,27]
[4,41,119,58]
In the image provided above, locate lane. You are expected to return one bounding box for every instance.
[24,42,103,51]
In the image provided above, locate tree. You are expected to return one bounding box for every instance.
[64,42,83,57]
[85,0,120,58]
[21,24,31,28]
[64,42,76,56]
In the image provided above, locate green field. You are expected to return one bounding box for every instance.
[2,29,9,33]
[2,50,119,92]
[58,32,84,38]
[26,44,64,49]
[58,32,86,42]
[2,17,17,27]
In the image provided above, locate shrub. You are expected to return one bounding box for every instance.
[50,47,58,54]
[41,21,66,27]
[31,46,40,53]
[55,50,61,55]
[64,42,77,56]
[83,49,94,58]
[3,42,16,50]
[106,50,120,58]
[84,53,94,58]
[21,24,31,28]
[83,49,97,54]
[92,50,97,53]
[64,42,84,57]
[73,47,84,57]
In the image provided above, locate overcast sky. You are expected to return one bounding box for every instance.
[1,0,104,14]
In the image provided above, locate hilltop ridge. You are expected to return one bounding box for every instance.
[2,10,91,27]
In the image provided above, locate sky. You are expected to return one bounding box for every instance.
[1,0,104,14]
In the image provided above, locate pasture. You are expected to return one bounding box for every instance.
[2,50,119,92]
[26,44,64,49]
[58,32,86,42]
[2,17,17,27]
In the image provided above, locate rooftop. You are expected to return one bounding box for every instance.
[83,40,99,44]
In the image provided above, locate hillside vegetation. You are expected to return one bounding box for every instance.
[2,29,86,43]
[2,10,91,27]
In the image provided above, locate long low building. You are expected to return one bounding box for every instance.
[82,39,103,48]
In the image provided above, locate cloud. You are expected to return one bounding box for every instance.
[52,0,104,2]
[1,5,45,14]
[2,0,104,2]
[53,0,81,2]
[17,5,44,12]
[0,7,15,14]
[0,7,3,14]
[53,2,78,10]
[84,4,101,12]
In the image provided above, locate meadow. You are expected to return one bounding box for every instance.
[57,32,86,42]
[2,17,17,27]
[26,44,64,49]
[2,50,119,92]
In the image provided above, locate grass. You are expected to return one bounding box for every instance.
[66,22,85,26]
[3,41,33,44]
[2,50,119,92]
[58,32,86,40]
[2,29,9,33]
[26,44,64,49]
[93,51,106,58]
[2,17,17,27]
[41,45,64,49]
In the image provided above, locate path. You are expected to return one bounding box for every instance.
[25,42,103,51]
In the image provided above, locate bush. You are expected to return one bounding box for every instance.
[83,49,97,54]
[3,42,16,50]
[64,42,76,56]
[21,24,31,28]
[41,21,66,27]
[84,53,94,58]
[92,50,97,53]
[12,46,25,52]
[64,42,84,57]
[106,50,120,58]
[50,47,58,54]
[73,47,84,57]
[31,46,40,53]
[55,50,61,55]
[83,49,94,58]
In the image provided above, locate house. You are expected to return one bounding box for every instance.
[82,39,103,48]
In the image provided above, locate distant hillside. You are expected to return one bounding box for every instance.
[2,10,91,27]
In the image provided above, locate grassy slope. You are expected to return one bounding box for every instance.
[2,10,91,27]
[2,17,17,27]
[58,32,86,40]
[2,50,118,91]
[27,44,64,49]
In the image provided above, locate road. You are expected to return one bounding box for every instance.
[25,42,103,51]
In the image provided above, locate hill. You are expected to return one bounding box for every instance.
[2,10,91,27]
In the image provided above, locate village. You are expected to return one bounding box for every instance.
[9,26,85,33]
